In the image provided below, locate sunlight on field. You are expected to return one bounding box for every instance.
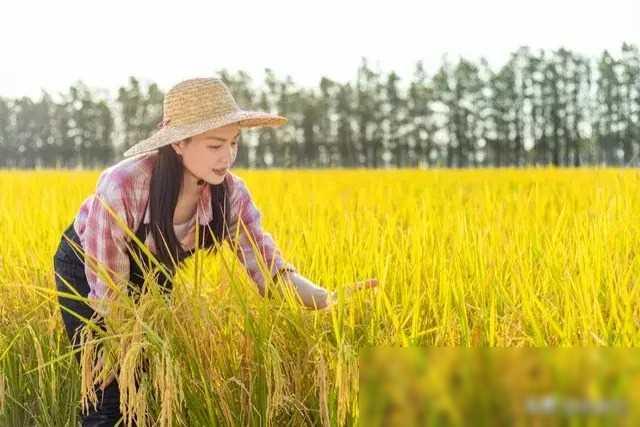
[1,167,640,425]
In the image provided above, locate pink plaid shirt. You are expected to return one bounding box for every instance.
[73,152,297,313]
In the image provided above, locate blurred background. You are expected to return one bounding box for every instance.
[1,0,638,169]
[360,347,640,426]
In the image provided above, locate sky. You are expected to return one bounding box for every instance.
[1,0,638,100]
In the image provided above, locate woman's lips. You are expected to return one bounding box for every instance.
[212,168,227,176]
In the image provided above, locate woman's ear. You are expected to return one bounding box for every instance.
[171,137,192,156]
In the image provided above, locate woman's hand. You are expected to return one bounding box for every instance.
[322,278,379,310]
[93,353,117,391]
[281,272,379,310]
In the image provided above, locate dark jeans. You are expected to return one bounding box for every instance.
[53,223,134,427]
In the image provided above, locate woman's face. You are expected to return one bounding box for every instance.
[171,123,240,186]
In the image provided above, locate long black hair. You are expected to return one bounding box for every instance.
[147,138,232,274]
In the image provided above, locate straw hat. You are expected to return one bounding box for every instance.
[123,77,287,158]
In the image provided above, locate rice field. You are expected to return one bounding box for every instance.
[1,167,640,426]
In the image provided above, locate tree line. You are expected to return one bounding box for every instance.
[1,43,639,169]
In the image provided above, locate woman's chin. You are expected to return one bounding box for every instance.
[208,171,228,183]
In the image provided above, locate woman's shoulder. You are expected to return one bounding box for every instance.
[225,171,251,203]
[96,152,157,194]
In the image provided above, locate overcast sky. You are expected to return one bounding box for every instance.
[2,0,638,100]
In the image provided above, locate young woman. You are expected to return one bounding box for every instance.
[52,77,378,426]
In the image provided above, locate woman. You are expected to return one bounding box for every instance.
[53,77,378,426]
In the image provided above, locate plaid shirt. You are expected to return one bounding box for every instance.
[73,152,297,314]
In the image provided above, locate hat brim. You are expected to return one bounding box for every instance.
[123,110,287,158]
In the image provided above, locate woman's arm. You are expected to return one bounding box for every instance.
[228,176,300,297]
[81,179,133,317]
[227,176,377,310]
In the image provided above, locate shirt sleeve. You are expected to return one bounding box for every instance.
[228,177,297,296]
[82,179,133,317]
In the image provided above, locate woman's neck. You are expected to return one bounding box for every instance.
[175,171,207,224]
[180,166,210,197]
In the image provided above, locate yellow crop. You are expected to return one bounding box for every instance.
[1,167,640,425]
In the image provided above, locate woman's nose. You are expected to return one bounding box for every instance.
[220,144,235,166]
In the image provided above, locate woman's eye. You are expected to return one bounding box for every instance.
[209,141,237,149]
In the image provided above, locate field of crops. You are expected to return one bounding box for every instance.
[1,167,640,426]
